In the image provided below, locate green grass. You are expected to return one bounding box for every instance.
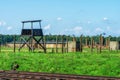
[0,49,120,77]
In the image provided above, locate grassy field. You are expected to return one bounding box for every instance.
[0,47,120,77]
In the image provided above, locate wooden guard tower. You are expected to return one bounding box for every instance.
[18,20,46,53]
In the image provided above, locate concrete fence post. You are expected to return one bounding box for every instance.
[13,35,16,53]
[80,35,83,52]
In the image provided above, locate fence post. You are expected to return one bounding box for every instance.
[86,38,88,47]
[105,38,108,47]
[61,35,64,53]
[0,41,1,52]
[44,35,46,53]
[29,38,31,52]
[108,36,111,51]
[0,34,1,53]
[32,37,34,52]
[66,36,68,53]
[80,35,82,52]
[99,34,102,53]
[13,35,16,53]
[91,37,93,53]
[56,35,58,53]
[116,37,118,52]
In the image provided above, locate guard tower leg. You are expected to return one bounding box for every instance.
[33,36,46,53]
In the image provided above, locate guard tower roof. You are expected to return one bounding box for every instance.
[22,20,42,23]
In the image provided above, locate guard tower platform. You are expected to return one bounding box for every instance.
[18,20,46,53]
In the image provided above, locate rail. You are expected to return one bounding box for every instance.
[0,70,120,80]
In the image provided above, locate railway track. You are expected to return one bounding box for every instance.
[0,70,120,80]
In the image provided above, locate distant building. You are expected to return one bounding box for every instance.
[6,41,81,52]
[6,41,65,49]
[109,41,120,50]
[67,41,80,52]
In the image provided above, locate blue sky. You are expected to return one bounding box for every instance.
[0,0,120,36]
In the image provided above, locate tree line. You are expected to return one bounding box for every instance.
[0,34,119,45]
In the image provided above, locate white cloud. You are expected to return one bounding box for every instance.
[106,26,110,30]
[7,26,12,30]
[103,17,108,21]
[0,21,6,26]
[87,21,91,24]
[85,30,91,34]
[44,24,51,30]
[0,22,2,26]
[73,26,82,33]
[57,17,62,21]
[64,26,83,34]
[2,22,6,25]
[95,27,103,32]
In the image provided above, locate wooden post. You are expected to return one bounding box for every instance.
[105,38,108,47]
[5,36,7,46]
[31,37,33,52]
[31,22,34,52]
[72,36,76,52]
[96,40,98,53]
[80,35,83,52]
[44,36,46,53]
[106,37,109,49]
[56,35,58,53]
[86,38,88,46]
[101,36,103,47]
[0,42,1,52]
[61,35,64,53]
[66,36,68,53]
[93,40,94,47]
[91,37,93,53]
[99,34,102,53]
[0,34,1,53]
[13,35,16,53]
[19,35,21,52]
[116,37,118,52]
[108,36,110,51]
[29,38,31,52]
[30,37,33,52]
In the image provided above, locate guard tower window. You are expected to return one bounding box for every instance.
[21,20,43,36]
